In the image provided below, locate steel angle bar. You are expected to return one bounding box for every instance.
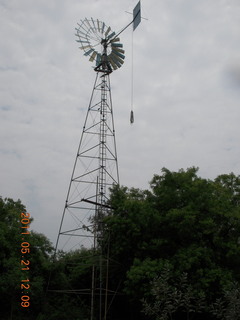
[59,227,84,234]
[104,144,118,160]
[73,167,100,180]
[104,156,118,162]
[60,229,93,236]
[71,180,97,186]
[104,121,115,134]
[105,169,119,185]
[66,205,95,211]
[79,154,102,159]
[81,198,113,209]
[83,120,101,132]
[78,143,100,156]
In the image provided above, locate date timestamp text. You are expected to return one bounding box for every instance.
[20,212,31,308]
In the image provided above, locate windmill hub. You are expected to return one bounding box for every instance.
[101,38,107,47]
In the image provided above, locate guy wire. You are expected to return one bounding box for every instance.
[130,26,134,124]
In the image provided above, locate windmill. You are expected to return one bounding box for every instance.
[52,2,141,320]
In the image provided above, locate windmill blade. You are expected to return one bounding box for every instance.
[79,20,89,34]
[102,22,105,34]
[76,37,90,44]
[111,47,125,54]
[112,59,122,68]
[97,19,101,33]
[75,28,90,39]
[111,42,123,48]
[96,53,101,66]
[90,24,98,35]
[110,52,124,65]
[89,51,97,62]
[108,31,116,40]
[84,48,94,56]
[76,39,89,44]
[84,18,93,31]
[91,18,96,30]
[105,26,111,37]
[108,57,118,70]
[84,19,99,40]
[108,53,123,68]
[111,37,120,43]
[112,49,125,60]
[80,45,92,50]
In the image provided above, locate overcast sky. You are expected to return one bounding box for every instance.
[1,0,240,245]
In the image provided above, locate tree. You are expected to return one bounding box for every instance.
[142,263,205,320]
[0,197,54,320]
[104,168,240,319]
[43,248,95,320]
[0,197,27,319]
[210,281,240,320]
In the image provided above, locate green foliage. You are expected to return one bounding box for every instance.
[210,281,240,320]
[105,168,240,319]
[142,263,205,320]
[0,197,27,319]
[44,247,97,319]
[0,197,54,320]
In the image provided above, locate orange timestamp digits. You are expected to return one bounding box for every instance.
[20,212,31,308]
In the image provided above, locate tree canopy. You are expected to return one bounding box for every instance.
[104,167,240,319]
[0,197,53,320]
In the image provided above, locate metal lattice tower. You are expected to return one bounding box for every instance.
[56,70,119,251]
[52,5,141,320]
